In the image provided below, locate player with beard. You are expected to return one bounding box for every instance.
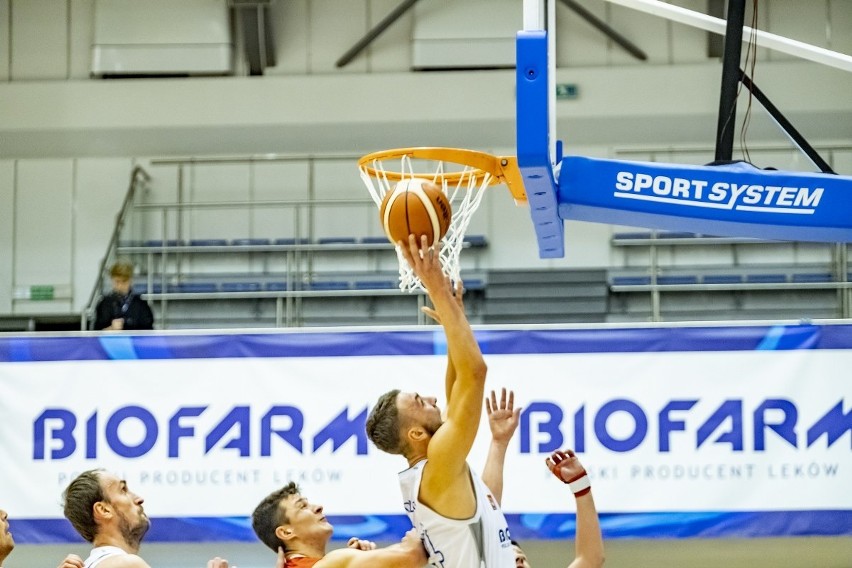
[61,470,151,568]
[59,470,234,568]
[366,236,514,567]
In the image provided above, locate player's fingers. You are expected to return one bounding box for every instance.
[399,238,416,266]
[490,389,498,410]
[409,235,423,263]
[565,449,576,458]
[420,306,441,323]
[485,396,493,415]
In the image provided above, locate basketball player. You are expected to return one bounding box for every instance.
[61,470,231,568]
[251,482,426,567]
[482,389,604,568]
[0,509,13,568]
[366,234,515,567]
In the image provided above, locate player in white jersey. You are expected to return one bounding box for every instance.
[59,470,230,568]
[366,235,514,568]
[481,389,604,568]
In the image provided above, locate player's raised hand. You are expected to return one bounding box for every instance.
[486,388,520,445]
[546,449,591,497]
[399,235,448,294]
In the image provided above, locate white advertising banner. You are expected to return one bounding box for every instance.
[0,325,849,542]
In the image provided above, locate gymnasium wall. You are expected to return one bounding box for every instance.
[0,0,851,315]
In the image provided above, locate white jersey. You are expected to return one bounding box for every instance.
[399,459,514,568]
[84,546,128,568]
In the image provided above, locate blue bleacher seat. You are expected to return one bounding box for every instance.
[318,237,357,245]
[660,231,697,239]
[265,282,289,292]
[144,239,186,247]
[189,239,228,247]
[464,279,486,290]
[613,231,697,241]
[657,275,699,285]
[791,273,834,283]
[169,283,218,293]
[612,232,652,240]
[611,276,652,286]
[221,282,262,292]
[274,238,311,245]
[231,238,271,246]
[134,283,162,295]
[703,275,743,284]
[463,235,488,247]
[746,274,787,284]
[354,280,397,290]
[360,236,390,244]
[309,281,349,291]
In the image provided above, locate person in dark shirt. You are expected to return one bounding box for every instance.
[94,261,154,331]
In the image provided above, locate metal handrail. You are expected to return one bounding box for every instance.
[130,197,374,211]
[80,166,151,330]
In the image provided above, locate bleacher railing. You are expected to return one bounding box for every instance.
[80,166,151,330]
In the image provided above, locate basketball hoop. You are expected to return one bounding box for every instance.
[359,147,526,292]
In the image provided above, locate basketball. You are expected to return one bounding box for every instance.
[380,178,452,246]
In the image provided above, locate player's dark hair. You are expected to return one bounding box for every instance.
[252,482,301,553]
[366,389,405,455]
[62,469,106,543]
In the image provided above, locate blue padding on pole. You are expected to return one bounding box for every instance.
[516,30,564,258]
[558,156,852,242]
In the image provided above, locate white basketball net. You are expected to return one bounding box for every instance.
[359,155,491,292]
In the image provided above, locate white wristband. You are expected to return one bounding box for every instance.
[568,474,591,495]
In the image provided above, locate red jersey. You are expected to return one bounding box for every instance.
[285,557,320,568]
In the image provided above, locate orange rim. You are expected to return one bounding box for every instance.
[359,147,527,202]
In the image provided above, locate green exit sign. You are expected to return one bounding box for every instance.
[556,83,579,100]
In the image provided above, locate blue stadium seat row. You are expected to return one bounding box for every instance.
[134,280,409,294]
[130,235,489,248]
[610,272,841,287]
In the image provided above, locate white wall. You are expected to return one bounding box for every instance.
[0,158,130,315]
[0,0,850,315]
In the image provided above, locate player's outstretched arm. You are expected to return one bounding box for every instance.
[420,279,465,408]
[316,528,426,568]
[399,235,487,479]
[482,388,520,505]
[546,450,605,568]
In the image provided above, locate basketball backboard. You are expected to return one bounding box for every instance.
[516,0,852,259]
